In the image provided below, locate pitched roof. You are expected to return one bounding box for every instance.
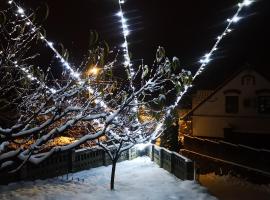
[181,66,270,120]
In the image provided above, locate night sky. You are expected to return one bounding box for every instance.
[3,0,270,84]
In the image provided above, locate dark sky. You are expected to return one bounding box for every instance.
[2,0,270,82]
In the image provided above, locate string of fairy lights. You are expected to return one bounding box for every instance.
[8,0,111,111]
[151,0,255,140]
[6,0,255,141]
[117,0,140,125]
[7,0,81,94]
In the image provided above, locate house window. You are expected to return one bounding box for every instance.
[241,75,255,85]
[257,96,270,114]
[225,96,239,113]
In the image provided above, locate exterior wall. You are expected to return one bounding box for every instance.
[192,90,213,109]
[193,116,270,138]
[192,69,270,137]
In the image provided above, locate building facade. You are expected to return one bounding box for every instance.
[184,69,270,138]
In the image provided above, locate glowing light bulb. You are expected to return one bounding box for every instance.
[88,67,100,76]
[232,16,241,23]
[73,72,80,79]
[123,29,130,36]
[116,11,123,17]
[205,53,211,59]
[17,7,24,14]
[64,62,71,69]
[121,17,127,23]
[200,53,211,64]
[122,42,128,48]
[243,0,253,6]
[47,42,53,47]
[8,0,13,4]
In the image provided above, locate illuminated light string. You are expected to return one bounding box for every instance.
[8,1,110,135]
[10,0,107,108]
[12,61,56,93]
[7,0,255,142]
[117,0,140,126]
[9,0,137,138]
[8,0,111,111]
[5,1,56,93]
[151,0,255,140]
[117,0,132,75]
[196,0,254,78]
[8,1,133,134]
[8,0,81,83]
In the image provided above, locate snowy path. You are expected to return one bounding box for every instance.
[0,157,216,200]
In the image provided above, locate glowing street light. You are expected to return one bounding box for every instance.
[88,67,100,76]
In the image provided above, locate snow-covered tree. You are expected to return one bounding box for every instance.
[0,4,193,190]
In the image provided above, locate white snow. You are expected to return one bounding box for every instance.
[0,157,216,200]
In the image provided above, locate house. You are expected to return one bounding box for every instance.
[182,68,270,141]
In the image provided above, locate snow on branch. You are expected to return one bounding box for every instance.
[1,5,192,174]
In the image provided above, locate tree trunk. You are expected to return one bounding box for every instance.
[110,160,117,190]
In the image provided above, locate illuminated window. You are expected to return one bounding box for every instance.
[257,96,270,114]
[225,96,239,113]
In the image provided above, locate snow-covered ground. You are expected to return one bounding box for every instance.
[199,173,270,200]
[0,157,216,200]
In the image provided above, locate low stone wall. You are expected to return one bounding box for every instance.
[149,145,194,180]
[0,145,194,184]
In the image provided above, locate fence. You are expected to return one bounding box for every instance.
[183,135,270,174]
[0,144,194,184]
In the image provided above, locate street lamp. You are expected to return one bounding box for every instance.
[88,67,100,76]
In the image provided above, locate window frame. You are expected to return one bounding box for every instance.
[225,95,239,114]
